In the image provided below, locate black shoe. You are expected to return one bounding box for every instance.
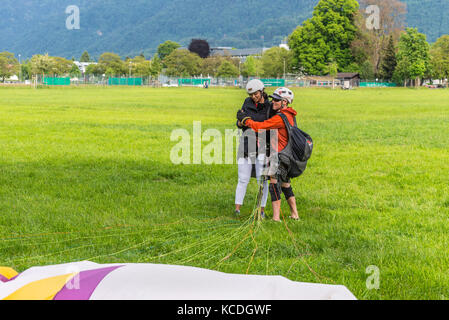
[235,210,241,216]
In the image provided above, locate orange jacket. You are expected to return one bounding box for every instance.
[245,108,297,152]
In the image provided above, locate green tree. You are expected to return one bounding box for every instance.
[201,56,226,77]
[69,63,81,78]
[429,35,449,86]
[201,56,239,77]
[216,60,239,78]
[85,63,103,76]
[30,54,54,76]
[359,60,375,80]
[105,67,115,77]
[326,59,338,89]
[379,36,397,81]
[30,54,69,76]
[21,60,32,80]
[150,55,162,78]
[157,40,181,61]
[0,52,19,82]
[51,57,73,76]
[260,47,293,78]
[128,56,151,77]
[240,56,263,77]
[288,0,359,75]
[98,52,126,76]
[393,55,411,86]
[164,49,202,77]
[80,51,90,62]
[288,23,328,75]
[394,28,430,87]
[240,56,256,77]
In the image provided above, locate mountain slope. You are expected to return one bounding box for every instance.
[405,0,449,43]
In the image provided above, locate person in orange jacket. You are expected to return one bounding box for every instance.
[237,87,299,222]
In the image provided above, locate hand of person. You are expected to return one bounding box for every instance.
[236,109,247,121]
[237,110,251,126]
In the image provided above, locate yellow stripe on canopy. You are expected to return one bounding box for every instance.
[3,273,77,300]
[0,267,18,280]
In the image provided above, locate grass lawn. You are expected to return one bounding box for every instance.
[0,86,448,299]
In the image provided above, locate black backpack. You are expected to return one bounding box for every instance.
[278,113,314,178]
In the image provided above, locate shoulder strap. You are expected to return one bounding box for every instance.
[267,104,272,119]
[278,113,293,132]
[278,113,293,151]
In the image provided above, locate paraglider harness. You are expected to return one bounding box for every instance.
[277,113,313,179]
[254,115,313,220]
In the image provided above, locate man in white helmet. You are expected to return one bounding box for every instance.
[234,79,275,218]
[237,87,299,221]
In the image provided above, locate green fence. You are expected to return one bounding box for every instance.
[43,77,70,86]
[360,82,397,87]
[178,78,211,86]
[260,79,286,87]
[108,78,142,86]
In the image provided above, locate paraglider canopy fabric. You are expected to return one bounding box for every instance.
[0,262,357,300]
[0,267,18,283]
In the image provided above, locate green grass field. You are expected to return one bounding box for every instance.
[1,86,448,300]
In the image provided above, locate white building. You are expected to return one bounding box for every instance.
[73,61,97,74]
[279,43,290,50]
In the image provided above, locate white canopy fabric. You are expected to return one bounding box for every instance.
[0,261,357,300]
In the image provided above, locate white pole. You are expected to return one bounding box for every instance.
[18,54,21,83]
[283,59,286,81]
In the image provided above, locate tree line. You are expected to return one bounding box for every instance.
[0,39,294,81]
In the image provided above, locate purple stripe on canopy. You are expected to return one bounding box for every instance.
[0,274,10,282]
[53,265,123,300]
[9,274,19,282]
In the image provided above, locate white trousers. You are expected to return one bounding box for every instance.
[235,155,269,207]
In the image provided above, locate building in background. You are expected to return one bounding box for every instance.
[74,61,97,75]
[336,73,360,88]
[210,47,268,62]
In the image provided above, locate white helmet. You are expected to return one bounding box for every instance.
[246,79,264,94]
[273,87,294,104]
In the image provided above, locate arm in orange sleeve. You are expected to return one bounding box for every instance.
[245,115,284,132]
